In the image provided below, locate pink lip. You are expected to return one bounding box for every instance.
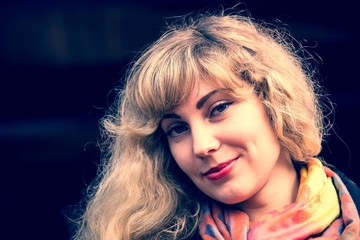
[203,158,238,180]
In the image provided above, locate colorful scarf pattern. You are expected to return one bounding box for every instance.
[198,158,359,239]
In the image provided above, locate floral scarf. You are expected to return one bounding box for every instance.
[198,158,359,239]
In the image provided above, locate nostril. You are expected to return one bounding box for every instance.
[193,137,220,158]
[192,124,221,158]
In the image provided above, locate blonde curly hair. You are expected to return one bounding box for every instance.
[74,9,328,240]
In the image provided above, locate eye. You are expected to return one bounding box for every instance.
[166,123,189,137]
[209,101,234,118]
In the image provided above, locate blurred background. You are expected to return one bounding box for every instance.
[1,0,358,239]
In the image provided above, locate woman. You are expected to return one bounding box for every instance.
[74,10,360,239]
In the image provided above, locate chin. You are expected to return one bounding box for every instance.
[215,197,247,205]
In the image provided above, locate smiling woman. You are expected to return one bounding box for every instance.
[72,8,360,240]
[160,82,291,212]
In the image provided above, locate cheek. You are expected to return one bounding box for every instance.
[169,141,193,173]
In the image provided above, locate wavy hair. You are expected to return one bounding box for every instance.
[74,9,328,240]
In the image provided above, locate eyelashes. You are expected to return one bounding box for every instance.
[165,101,235,138]
[166,124,189,137]
[209,101,234,117]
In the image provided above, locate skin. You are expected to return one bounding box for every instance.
[160,80,299,221]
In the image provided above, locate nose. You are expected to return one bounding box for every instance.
[192,125,220,158]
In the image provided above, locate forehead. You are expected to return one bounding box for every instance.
[158,73,253,119]
[167,80,249,115]
[161,81,221,116]
[189,80,218,99]
[186,78,252,102]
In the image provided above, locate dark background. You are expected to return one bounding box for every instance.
[1,0,359,239]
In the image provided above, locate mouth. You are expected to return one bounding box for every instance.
[203,157,238,180]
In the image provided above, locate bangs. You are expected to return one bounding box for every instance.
[196,48,255,100]
[125,28,255,131]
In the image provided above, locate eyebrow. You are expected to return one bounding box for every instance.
[161,89,222,120]
[161,112,181,120]
[196,89,219,109]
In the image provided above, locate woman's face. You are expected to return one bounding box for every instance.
[160,80,291,205]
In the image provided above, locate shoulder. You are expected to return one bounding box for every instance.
[326,163,360,213]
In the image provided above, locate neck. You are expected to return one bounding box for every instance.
[237,152,299,221]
